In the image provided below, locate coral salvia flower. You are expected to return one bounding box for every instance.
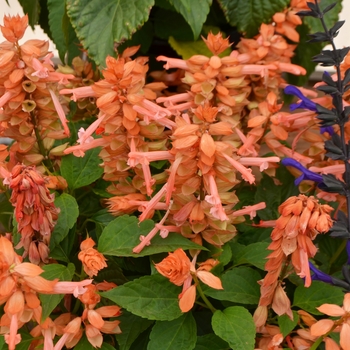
[311,293,350,350]
[78,237,107,277]
[284,85,317,112]
[155,249,223,312]
[281,157,323,185]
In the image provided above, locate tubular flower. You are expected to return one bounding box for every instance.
[310,293,350,350]
[155,249,223,312]
[6,164,60,259]
[255,195,333,325]
[78,237,108,277]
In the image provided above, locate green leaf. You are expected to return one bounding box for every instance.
[203,267,260,305]
[278,311,299,338]
[18,0,40,28]
[60,147,104,190]
[0,192,14,232]
[234,242,269,270]
[212,306,255,350]
[98,215,205,257]
[62,7,81,64]
[115,311,153,350]
[101,274,183,321]
[39,263,75,321]
[66,0,155,66]
[49,244,69,262]
[74,334,116,350]
[168,0,211,39]
[148,312,196,350]
[48,0,66,62]
[218,0,289,37]
[194,334,230,350]
[293,281,344,315]
[0,336,4,350]
[50,193,79,249]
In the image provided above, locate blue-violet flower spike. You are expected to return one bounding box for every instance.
[309,262,333,284]
[281,158,323,185]
[284,85,317,112]
[320,126,334,135]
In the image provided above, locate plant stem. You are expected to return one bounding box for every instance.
[192,274,217,313]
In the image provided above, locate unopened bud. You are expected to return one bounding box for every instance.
[29,241,40,265]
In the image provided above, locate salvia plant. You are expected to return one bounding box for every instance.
[0,0,350,349]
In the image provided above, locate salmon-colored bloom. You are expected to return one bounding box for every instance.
[155,249,223,312]
[78,237,107,277]
[0,15,28,42]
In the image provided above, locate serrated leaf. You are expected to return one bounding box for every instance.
[39,263,75,321]
[50,193,79,249]
[66,0,155,66]
[218,0,289,37]
[168,0,211,39]
[60,147,103,190]
[102,274,183,320]
[234,242,269,270]
[203,267,260,305]
[18,0,40,28]
[48,0,66,62]
[148,312,196,350]
[278,311,299,338]
[212,307,255,350]
[115,311,153,350]
[194,334,230,350]
[98,215,205,257]
[293,281,344,315]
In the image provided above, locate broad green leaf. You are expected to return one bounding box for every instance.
[49,244,69,262]
[74,334,116,350]
[96,259,129,285]
[66,0,155,66]
[168,0,211,39]
[203,267,260,305]
[14,331,34,350]
[48,0,66,62]
[101,274,183,321]
[212,306,255,350]
[0,336,4,350]
[50,193,79,249]
[115,311,153,350]
[39,263,75,321]
[148,313,196,350]
[278,311,299,338]
[218,0,289,37]
[60,147,103,190]
[91,209,114,227]
[98,215,205,257]
[0,192,14,232]
[293,281,344,315]
[194,334,230,350]
[62,7,81,64]
[234,242,269,270]
[18,0,40,28]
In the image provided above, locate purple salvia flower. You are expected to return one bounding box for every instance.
[281,158,323,185]
[320,126,334,135]
[309,262,333,284]
[284,85,317,112]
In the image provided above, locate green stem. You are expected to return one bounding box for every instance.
[193,274,216,313]
[329,239,347,266]
[309,323,338,350]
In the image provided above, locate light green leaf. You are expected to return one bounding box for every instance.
[293,281,344,315]
[203,267,260,305]
[218,0,290,37]
[48,0,66,62]
[66,0,155,66]
[148,313,197,350]
[60,147,103,190]
[39,263,75,321]
[278,311,299,338]
[101,274,183,321]
[98,215,205,257]
[168,0,211,39]
[194,334,230,350]
[0,336,4,350]
[115,311,153,350]
[234,242,269,270]
[212,307,255,350]
[50,193,79,249]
